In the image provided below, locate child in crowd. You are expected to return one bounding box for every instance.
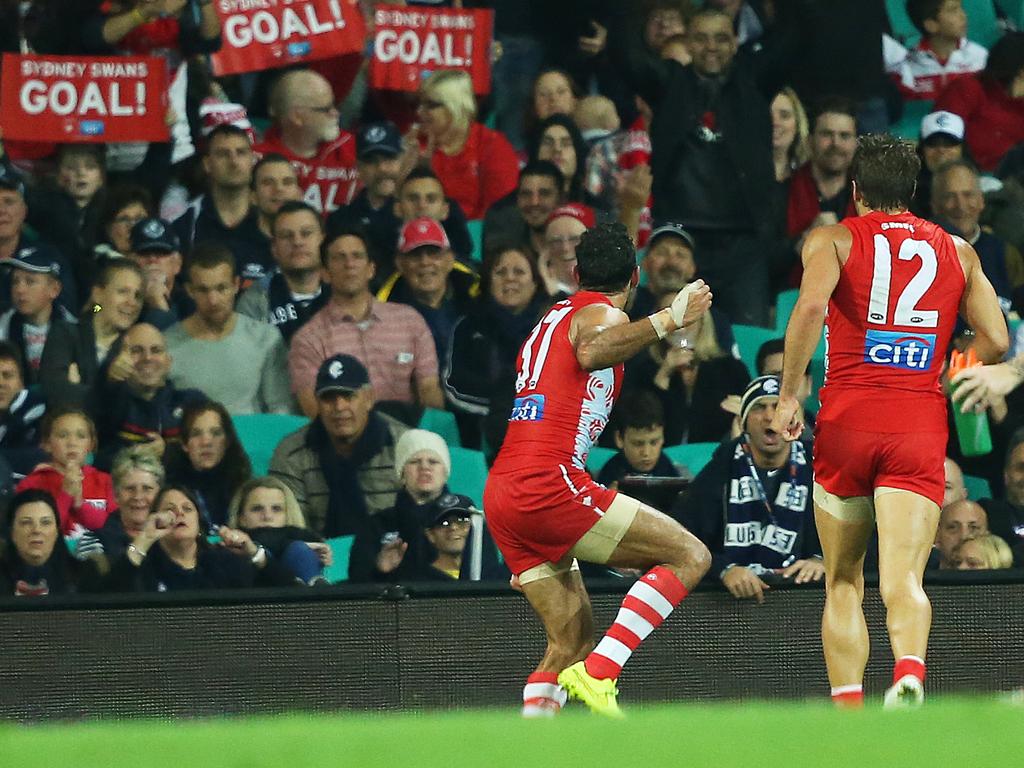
[17,408,116,544]
[598,390,679,488]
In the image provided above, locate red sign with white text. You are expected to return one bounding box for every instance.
[370,5,494,94]
[210,0,367,76]
[0,54,168,143]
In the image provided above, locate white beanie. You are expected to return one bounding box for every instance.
[394,429,451,480]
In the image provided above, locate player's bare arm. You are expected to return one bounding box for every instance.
[571,280,712,371]
[955,238,1009,365]
[772,225,846,440]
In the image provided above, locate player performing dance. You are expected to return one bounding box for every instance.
[771,135,1007,708]
[484,223,713,718]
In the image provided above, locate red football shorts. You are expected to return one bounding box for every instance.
[483,464,620,576]
[813,418,946,508]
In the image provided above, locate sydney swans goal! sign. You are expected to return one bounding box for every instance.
[370,5,494,94]
[0,54,168,142]
[210,0,367,76]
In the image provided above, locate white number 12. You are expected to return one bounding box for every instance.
[866,235,938,327]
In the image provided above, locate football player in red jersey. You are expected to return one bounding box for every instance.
[772,135,1007,708]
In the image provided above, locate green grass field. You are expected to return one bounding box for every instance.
[2,698,1022,768]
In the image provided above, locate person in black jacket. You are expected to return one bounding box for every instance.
[99,484,295,592]
[0,342,46,480]
[608,5,795,325]
[443,241,549,447]
[672,376,823,602]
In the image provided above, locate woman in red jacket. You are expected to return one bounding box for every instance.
[18,408,116,539]
[416,70,520,221]
[936,32,1024,172]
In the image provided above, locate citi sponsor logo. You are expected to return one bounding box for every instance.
[510,394,545,422]
[863,330,936,370]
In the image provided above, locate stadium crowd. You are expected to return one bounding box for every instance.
[1,0,1024,598]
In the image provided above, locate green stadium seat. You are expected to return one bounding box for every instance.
[449,446,488,504]
[996,0,1024,26]
[418,408,461,447]
[964,0,1002,49]
[886,0,921,46]
[232,414,309,475]
[323,535,355,583]
[733,324,780,378]
[466,219,484,262]
[587,446,617,476]
[963,474,992,501]
[890,99,935,142]
[664,442,719,476]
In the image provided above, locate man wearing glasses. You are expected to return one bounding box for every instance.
[257,69,359,214]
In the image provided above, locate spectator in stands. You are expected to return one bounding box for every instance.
[598,390,679,488]
[0,489,91,597]
[541,204,594,298]
[980,431,1024,561]
[0,166,78,317]
[643,1,688,53]
[626,291,749,444]
[943,456,969,508]
[164,401,252,529]
[885,0,987,101]
[673,376,822,602]
[0,342,46,480]
[754,338,812,435]
[228,476,331,586]
[707,0,766,47]
[377,218,478,364]
[290,225,441,418]
[95,184,152,260]
[18,408,115,541]
[390,167,474,270]
[609,6,783,324]
[771,87,810,184]
[787,98,858,259]
[104,484,295,592]
[95,322,206,470]
[350,429,496,583]
[86,446,164,562]
[931,159,1014,308]
[935,32,1024,172]
[256,69,357,213]
[583,95,652,220]
[165,244,291,414]
[269,354,408,537]
[574,95,621,146]
[34,145,107,277]
[0,245,75,383]
[631,222,696,318]
[250,154,301,244]
[128,217,190,329]
[0,0,93,57]
[444,241,548,447]
[528,69,580,134]
[174,124,270,285]
[933,498,988,569]
[912,111,968,219]
[483,161,564,256]
[416,69,519,220]
[39,259,144,414]
[237,201,329,344]
[949,533,1013,570]
[529,115,589,203]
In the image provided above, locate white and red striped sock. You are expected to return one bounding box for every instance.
[831,684,864,708]
[893,655,926,685]
[584,566,689,680]
[522,671,567,717]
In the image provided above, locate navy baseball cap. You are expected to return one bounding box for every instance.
[7,244,62,277]
[423,492,479,528]
[357,121,402,160]
[130,218,180,255]
[648,222,696,251]
[315,353,370,396]
[0,165,26,198]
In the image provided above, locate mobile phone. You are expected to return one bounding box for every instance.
[380,531,400,546]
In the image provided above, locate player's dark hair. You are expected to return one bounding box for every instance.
[0,341,25,382]
[982,32,1024,88]
[851,134,921,211]
[811,95,858,131]
[756,338,785,376]
[906,0,946,35]
[206,123,251,149]
[321,222,371,266]
[401,165,442,189]
[187,242,237,280]
[250,153,293,190]
[517,160,565,194]
[614,389,665,434]
[272,200,324,235]
[575,221,637,293]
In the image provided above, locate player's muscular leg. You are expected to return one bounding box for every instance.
[604,505,711,590]
[521,569,596,673]
[814,504,874,687]
[875,491,940,661]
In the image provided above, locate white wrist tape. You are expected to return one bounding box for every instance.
[669,282,700,326]
[649,311,671,340]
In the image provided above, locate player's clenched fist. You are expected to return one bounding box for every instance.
[668,279,712,328]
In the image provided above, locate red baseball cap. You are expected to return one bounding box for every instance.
[398,217,451,253]
[546,203,596,229]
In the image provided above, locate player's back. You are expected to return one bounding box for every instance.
[490,291,622,477]
[820,210,965,430]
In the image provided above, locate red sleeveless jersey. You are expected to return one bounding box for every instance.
[818,210,965,432]
[490,292,623,476]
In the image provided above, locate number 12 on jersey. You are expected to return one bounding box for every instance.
[866,235,939,328]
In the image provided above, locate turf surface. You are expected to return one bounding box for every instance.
[2,698,1021,767]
